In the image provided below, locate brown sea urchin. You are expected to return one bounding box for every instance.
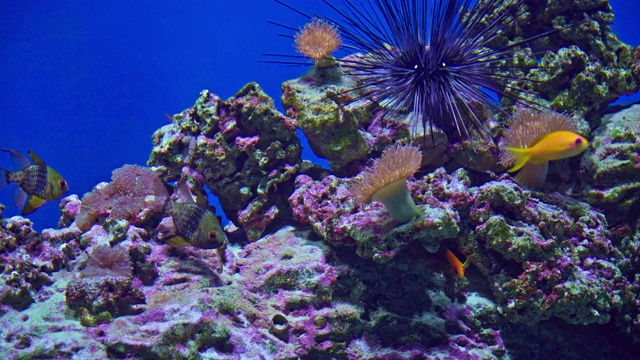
[350,143,422,223]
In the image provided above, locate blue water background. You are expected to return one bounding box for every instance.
[1,1,638,230]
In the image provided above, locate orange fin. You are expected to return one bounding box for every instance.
[21,195,46,215]
[166,236,191,247]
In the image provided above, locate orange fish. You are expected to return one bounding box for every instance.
[445,248,469,278]
[506,130,588,173]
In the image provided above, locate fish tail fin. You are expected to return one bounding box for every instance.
[145,176,170,213]
[174,179,196,203]
[506,147,531,173]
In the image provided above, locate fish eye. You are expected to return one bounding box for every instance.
[208,231,217,240]
[59,179,67,188]
[575,138,582,144]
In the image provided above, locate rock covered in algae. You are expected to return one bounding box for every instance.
[2,211,522,360]
[281,60,412,174]
[463,178,632,327]
[489,0,640,124]
[288,171,462,263]
[583,104,640,225]
[0,217,68,311]
[289,160,640,342]
[282,59,505,175]
[148,83,301,240]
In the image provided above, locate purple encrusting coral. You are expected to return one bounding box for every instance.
[148,83,302,240]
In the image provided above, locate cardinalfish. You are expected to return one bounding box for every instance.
[149,180,226,250]
[0,149,68,215]
[444,247,470,278]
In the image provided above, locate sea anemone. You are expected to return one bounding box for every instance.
[295,18,342,67]
[500,107,583,188]
[350,143,422,223]
[76,165,169,231]
[272,0,562,143]
[81,244,133,279]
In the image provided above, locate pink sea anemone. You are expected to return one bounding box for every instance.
[76,165,169,231]
[81,244,132,279]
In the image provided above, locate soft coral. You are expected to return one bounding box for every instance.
[76,165,168,231]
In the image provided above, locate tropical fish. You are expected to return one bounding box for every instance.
[444,247,469,278]
[150,180,226,250]
[0,149,68,215]
[506,131,589,173]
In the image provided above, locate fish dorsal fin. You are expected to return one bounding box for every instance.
[166,236,191,247]
[1,148,32,169]
[22,195,46,215]
[27,150,47,165]
[174,180,196,204]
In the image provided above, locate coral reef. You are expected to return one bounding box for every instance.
[0,217,62,311]
[289,171,461,263]
[492,0,640,125]
[148,83,301,240]
[1,219,519,359]
[582,104,640,226]
[281,58,416,173]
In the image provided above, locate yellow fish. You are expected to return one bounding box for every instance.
[506,131,588,173]
[1,149,68,215]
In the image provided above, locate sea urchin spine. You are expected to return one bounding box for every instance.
[321,0,557,142]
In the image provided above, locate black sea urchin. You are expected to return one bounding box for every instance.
[271,0,562,143]
[327,0,558,142]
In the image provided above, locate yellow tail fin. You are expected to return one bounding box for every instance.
[506,147,531,173]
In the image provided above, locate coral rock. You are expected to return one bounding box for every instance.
[148,83,302,240]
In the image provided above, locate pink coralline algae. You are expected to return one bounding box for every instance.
[75,165,168,231]
[0,217,67,311]
[1,212,514,360]
[65,244,144,323]
[583,104,640,225]
[463,177,634,330]
[148,83,301,240]
[289,169,462,263]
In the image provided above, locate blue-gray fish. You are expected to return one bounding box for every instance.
[0,149,68,215]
